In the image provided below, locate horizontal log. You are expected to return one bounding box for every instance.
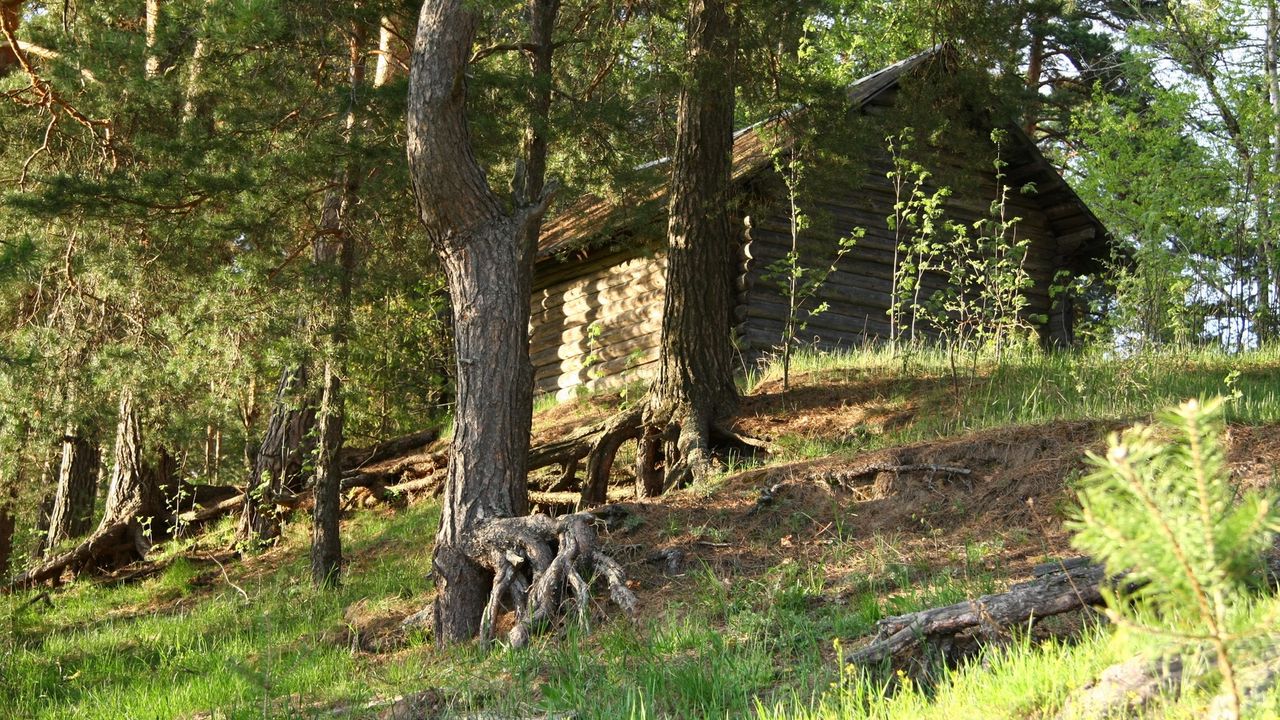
[746,233,1054,311]
[531,284,666,328]
[340,429,440,470]
[8,523,132,590]
[846,561,1109,665]
[530,310,662,365]
[740,319,893,353]
[176,494,246,526]
[750,216,1059,278]
[535,359,657,399]
[533,329,661,383]
[532,254,666,316]
[534,347,660,392]
[534,245,659,291]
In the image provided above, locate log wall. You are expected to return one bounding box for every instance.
[530,120,1089,396]
[530,247,667,400]
[737,149,1073,361]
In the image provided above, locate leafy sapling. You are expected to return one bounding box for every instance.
[763,149,862,396]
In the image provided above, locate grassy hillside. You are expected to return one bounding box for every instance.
[4,347,1280,719]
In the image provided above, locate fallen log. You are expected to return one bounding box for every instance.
[846,560,1110,666]
[339,429,441,471]
[179,481,243,507]
[177,493,247,526]
[847,554,1280,667]
[7,522,133,590]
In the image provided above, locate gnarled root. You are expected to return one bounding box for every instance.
[526,403,773,505]
[463,509,637,648]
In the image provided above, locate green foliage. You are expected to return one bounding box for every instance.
[885,128,950,348]
[762,143,863,395]
[1070,397,1280,711]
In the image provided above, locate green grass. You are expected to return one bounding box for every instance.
[747,344,1280,462]
[0,502,1001,719]
[758,595,1280,720]
[1,505,440,719]
[6,347,1280,718]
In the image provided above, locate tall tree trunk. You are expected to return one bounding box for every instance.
[237,365,316,545]
[407,0,551,643]
[310,15,367,588]
[638,0,739,495]
[1023,11,1044,138]
[312,361,344,586]
[100,389,161,561]
[374,14,408,88]
[1261,0,1280,344]
[44,429,100,551]
[182,0,212,124]
[0,476,15,577]
[144,0,161,79]
[31,446,55,556]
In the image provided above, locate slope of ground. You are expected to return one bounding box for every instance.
[5,348,1280,719]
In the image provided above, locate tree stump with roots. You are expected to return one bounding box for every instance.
[461,510,637,647]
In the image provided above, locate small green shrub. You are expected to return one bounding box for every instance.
[1070,397,1280,717]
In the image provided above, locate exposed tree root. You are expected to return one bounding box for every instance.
[527,404,773,504]
[456,509,637,648]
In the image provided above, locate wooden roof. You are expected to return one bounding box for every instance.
[537,47,1114,274]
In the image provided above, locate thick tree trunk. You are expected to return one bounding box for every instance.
[639,0,739,493]
[99,389,161,561]
[237,365,317,545]
[44,430,100,551]
[408,0,547,642]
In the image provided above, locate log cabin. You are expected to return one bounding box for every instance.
[530,49,1116,400]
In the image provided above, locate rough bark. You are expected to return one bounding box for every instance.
[846,554,1280,667]
[45,430,101,551]
[846,560,1109,666]
[407,0,556,642]
[466,511,637,648]
[410,0,538,642]
[0,481,15,578]
[99,389,161,562]
[237,365,317,545]
[637,0,739,494]
[312,362,344,587]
